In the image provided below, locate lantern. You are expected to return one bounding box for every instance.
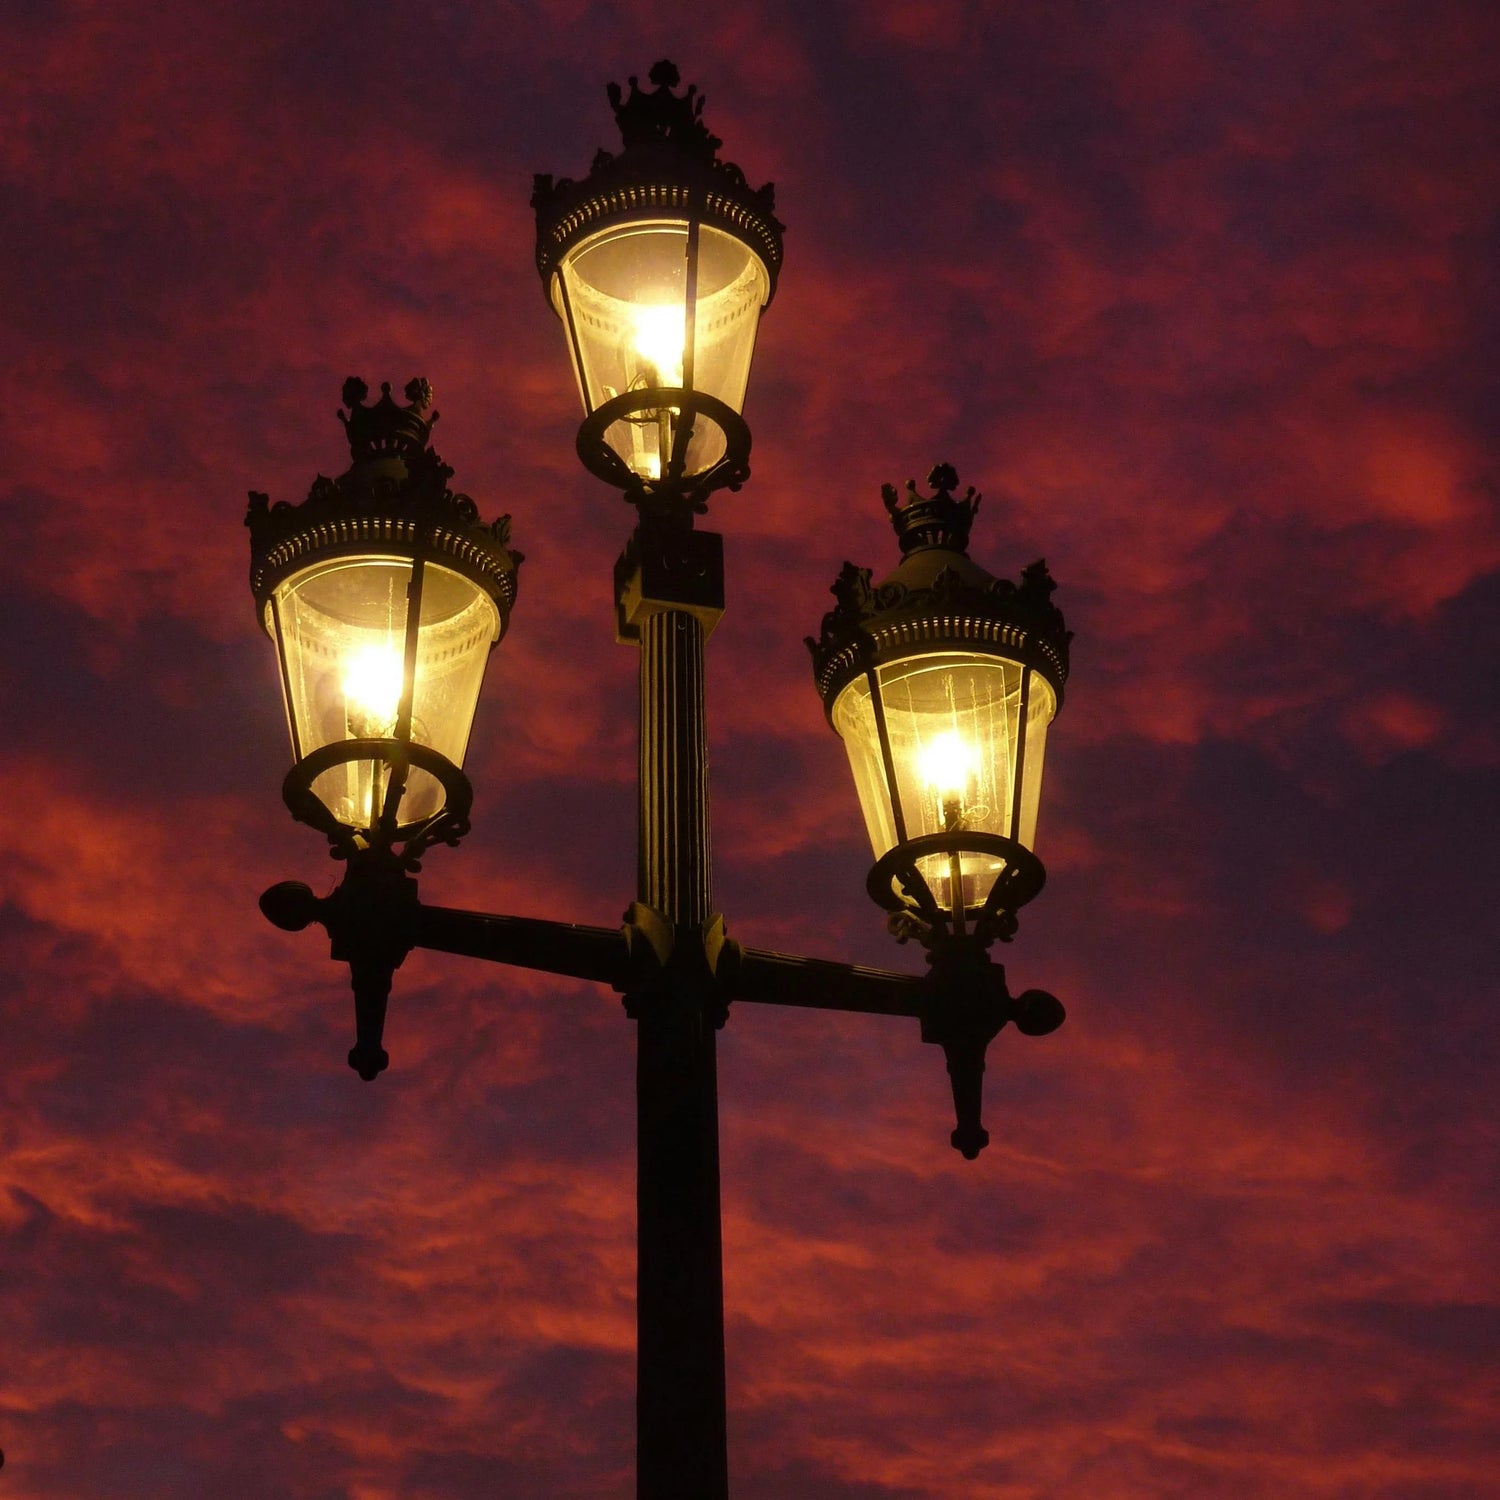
[247,378,521,861]
[533,60,783,504]
[808,465,1071,948]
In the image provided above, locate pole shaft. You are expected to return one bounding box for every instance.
[635,606,728,1500]
[639,609,713,920]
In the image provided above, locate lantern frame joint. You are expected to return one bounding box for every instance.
[620,903,734,1029]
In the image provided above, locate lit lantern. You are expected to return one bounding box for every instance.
[533,60,783,503]
[808,465,1071,948]
[247,378,521,860]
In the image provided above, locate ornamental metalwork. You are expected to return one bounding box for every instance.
[532,59,785,297]
[806,463,1072,714]
[246,377,521,622]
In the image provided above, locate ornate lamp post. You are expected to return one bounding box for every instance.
[248,62,1071,1500]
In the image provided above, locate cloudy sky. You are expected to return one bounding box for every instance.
[2,1,1497,1496]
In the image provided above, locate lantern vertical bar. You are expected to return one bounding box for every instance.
[555,272,593,416]
[866,664,910,847]
[1009,665,1032,846]
[667,214,701,483]
[681,215,700,393]
[378,546,429,841]
[268,597,304,762]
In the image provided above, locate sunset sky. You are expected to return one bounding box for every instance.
[3,1,1498,1496]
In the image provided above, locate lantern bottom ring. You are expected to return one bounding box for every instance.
[868,832,1046,947]
[282,739,474,862]
[577,387,751,506]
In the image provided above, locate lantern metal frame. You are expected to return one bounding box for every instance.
[532,59,784,517]
[249,65,1074,1500]
[807,464,1071,951]
[246,376,521,868]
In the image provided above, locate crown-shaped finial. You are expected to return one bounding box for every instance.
[337,377,438,465]
[881,463,982,556]
[606,59,721,159]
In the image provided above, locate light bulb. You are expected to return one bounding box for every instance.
[918,731,978,799]
[341,643,404,737]
[629,302,685,386]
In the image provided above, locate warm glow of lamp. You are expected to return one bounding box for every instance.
[629,301,686,386]
[918,730,979,802]
[340,642,404,737]
[266,556,500,833]
[831,653,1056,917]
[532,63,783,495]
[548,220,770,484]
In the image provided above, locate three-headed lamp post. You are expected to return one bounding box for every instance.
[247,60,1072,1500]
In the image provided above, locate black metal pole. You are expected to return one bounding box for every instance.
[634,602,728,1500]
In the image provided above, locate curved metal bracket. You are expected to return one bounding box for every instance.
[577,388,751,511]
[913,939,1067,1158]
[282,739,473,866]
[868,833,1046,950]
[260,851,419,1080]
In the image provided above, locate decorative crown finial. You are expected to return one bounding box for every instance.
[605,58,721,159]
[337,376,439,465]
[532,63,784,299]
[881,463,982,556]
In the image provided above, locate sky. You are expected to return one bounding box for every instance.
[2,0,1497,1496]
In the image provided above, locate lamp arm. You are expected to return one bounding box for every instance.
[720,946,925,1018]
[414,904,631,987]
[260,868,1063,1154]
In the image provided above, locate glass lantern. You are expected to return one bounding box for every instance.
[248,377,520,859]
[808,466,1071,946]
[533,60,784,501]
[265,555,501,836]
[831,653,1057,919]
[550,219,771,485]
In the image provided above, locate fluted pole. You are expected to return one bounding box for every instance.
[630,532,728,1499]
[638,609,713,920]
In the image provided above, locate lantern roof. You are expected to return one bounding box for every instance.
[806,464,1072,714]
[532,59,785,299]
[246,377,522,626]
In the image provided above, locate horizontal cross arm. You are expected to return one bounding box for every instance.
[414,905,631,987]
[727,946,925,1018]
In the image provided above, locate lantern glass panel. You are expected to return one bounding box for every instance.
[831,652,1056,913]
[553,220,769,481]
[267,557,500,830]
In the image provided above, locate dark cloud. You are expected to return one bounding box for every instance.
[1,0,1496,1495]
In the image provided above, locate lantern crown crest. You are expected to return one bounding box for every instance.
[609,60,720,159]
[883,464,981,556]
[338,376,437,465]
[532,61,784,296]
[806,468,1071,715]
[247,378,521,622]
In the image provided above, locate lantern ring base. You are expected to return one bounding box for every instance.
[282,739,474,867]
[868,833,1046,949]
[577,389,751,512]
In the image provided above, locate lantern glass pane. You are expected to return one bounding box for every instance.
[831,653,1056,913]
[267,556,500,831]
[553,220,769,481]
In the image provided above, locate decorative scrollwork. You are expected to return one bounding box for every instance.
[806,465,1072,709]
[533,59,784,294]
[246,378,523,619]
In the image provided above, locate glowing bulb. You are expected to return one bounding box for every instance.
[341,643,404,736]
[629,302,685,385]
[918,731,978,798]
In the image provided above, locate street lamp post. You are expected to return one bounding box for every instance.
[247,61,1072,1500]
